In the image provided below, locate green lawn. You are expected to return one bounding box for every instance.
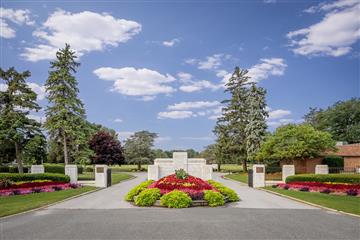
[264,187,360,216]
[0,186,96,217]
[224,173,248,184]
[111,173,133,185]
[78,172,133,185]
[220,164,244,173]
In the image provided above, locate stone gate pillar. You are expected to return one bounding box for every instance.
[65,165,78,184]
[252,164,265,188]
[282,165,295,182]
[95,165,108,187]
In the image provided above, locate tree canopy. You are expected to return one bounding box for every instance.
[89,130,124,165]
[256,124,336,163]
[304,98,360,144]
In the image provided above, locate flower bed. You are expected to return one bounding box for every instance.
[275,181,360,196]
[0,181,81,197]
[126,171,240,208]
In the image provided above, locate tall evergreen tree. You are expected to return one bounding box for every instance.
[218,67,251,171]
[44,44,86,164]
[245,84,268,161]
[0,67,41,173]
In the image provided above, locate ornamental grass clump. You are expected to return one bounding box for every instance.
[175,169,188,180]
[125,180,154,202]
[160,190,192,208]
[204,190,225,207]
[135,188,161,206]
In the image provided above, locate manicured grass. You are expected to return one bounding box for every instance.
[224,173,248,184]
[220,164,243,173]
[0,186,96,217]
[78,172,133,185]
[111,173,133,185]
[264,187,360,216]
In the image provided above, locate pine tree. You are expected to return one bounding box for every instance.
[44,44,86,164]
[245,83,268,161]
[218,67,251,171]
[0,67,41,173]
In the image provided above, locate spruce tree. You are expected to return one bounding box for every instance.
[245,83,268,161]
[219,67,251,171]
[0,67,41,173]
[44,44,86,164]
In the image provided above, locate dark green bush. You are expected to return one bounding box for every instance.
[44,164,65,174]
[204,190,225,207]
[322,155,344,168]
[85,166,94,172]
[0,166,9,173]
[124,180,154,201]
[77,166,83,174]
[135,188,161,206]
[7,166,30,173]
[160,190,192,208]
[286,174,360,184]
[0,173,70,182]
[207,180,240,202]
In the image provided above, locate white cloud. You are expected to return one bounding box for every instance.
[157,111,195,119]
[268,109,291,119]
[0,7,34,39]
[155,136,172,142]
[94,67,176,100]
[0,82,45,100]
[185,54,231,70]
[288,0,360,57]
[248,58,287,82]
[117,131,134,140]
[180,136,214,141]
[168,101,220,110]
[263,0,277,3]
[162,38,180,47]
[267,118,302,128]
[21,9,141,61]
[179,80,221,93]
[113,118,123,123]
[28,82,46,100]
[177,72,221,93]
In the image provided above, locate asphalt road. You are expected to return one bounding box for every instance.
[1,207,359,240]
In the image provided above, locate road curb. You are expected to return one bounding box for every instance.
[260,188,360,218]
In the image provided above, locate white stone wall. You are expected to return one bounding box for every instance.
[65,165,78,184]
[31,165,44,174]
[252,164,265,188]
[147,152,213,180]
[315,165,329,174]
[95,165,108,187]
[282,165,295,182]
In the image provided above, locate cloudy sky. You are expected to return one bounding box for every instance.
[1,0,359,150]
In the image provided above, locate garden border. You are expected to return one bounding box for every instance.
[260,188,360,218]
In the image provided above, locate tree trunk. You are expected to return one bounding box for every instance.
[218,163,221,172]
[137,162,141,171]
[14,142,24,174]
[63,133,69,165]
[242,159,248,173]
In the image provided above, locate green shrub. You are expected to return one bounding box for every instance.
[124,180,154,201]
[204,190,225,207]
[77,166,83,174]
[0,173,70,182]
[323,155,344,168]
[7,166,30,173]
[44,164,65,174]
[286,174,360,184]
[207,180,240,202]
[0,166,9,173]
[160,190,192,208]
[175,168,188,179]
[135,188,161,206]
[85,166,94,172]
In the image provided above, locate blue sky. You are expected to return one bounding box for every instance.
[1,0,359,151]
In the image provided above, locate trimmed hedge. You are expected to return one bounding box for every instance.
[0,166,30,173]
[286,174,360,184]
[44,165,83,174]
[0,173,70,183]
[208,180,240,202]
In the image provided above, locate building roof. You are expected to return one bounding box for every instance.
[328,143,360,157]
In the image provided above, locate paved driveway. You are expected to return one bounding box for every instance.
[2,172,359,240]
